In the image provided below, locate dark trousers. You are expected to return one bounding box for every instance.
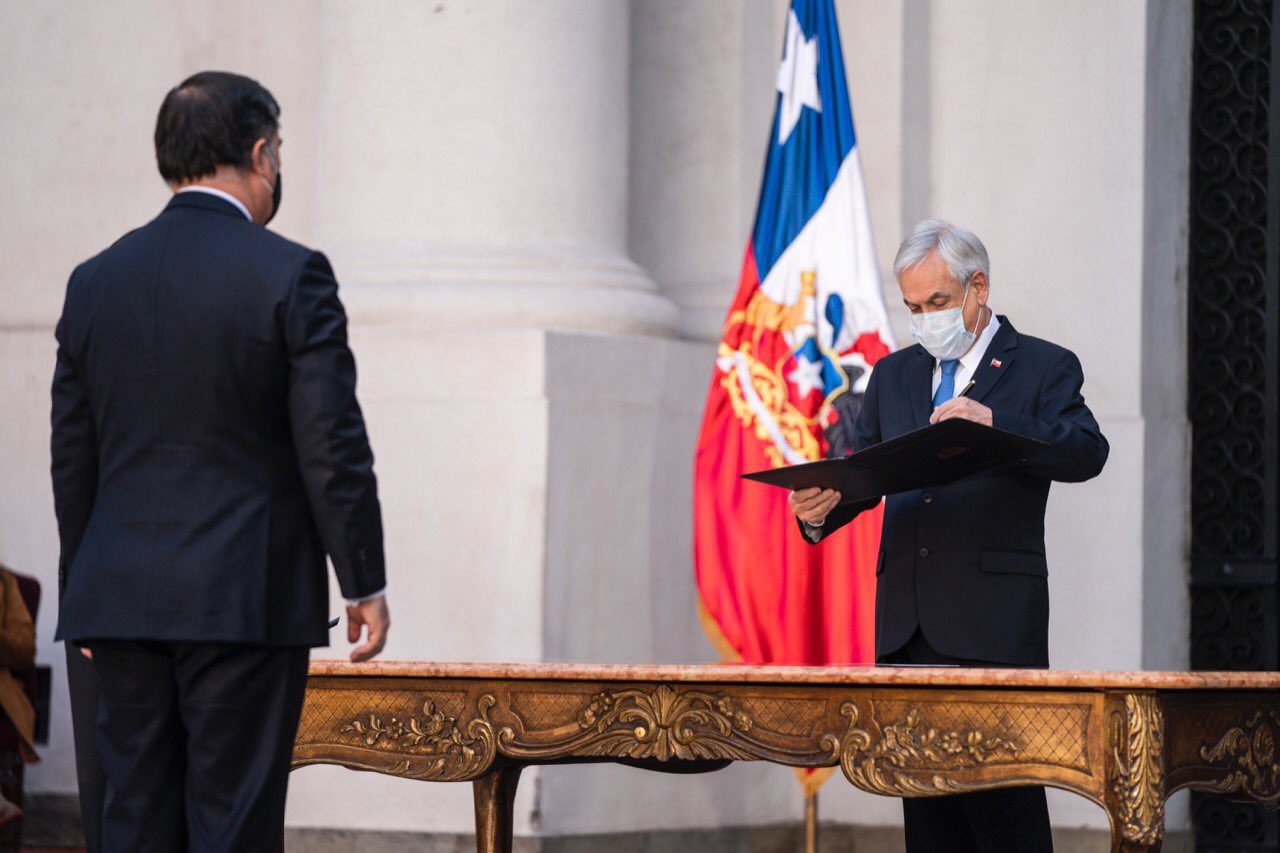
[89,641,309,853]
[66,642,106,853]
[879,630,1054,853]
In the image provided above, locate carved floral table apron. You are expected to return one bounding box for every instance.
[291,662,1280,852]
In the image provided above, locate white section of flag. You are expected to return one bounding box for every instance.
[757,148,894,392]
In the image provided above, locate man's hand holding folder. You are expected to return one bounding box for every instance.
[790,487,841,525]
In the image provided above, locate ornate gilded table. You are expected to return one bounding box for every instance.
[291,662,1280,852]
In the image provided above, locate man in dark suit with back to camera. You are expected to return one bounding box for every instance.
[790,219,1108,853]
[51,71,391,852]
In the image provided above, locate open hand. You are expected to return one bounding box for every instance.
[930,396,993,427]
[789,487,841,525]
[347,594,390,662]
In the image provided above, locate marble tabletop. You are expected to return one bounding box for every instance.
[308,659,1280,690]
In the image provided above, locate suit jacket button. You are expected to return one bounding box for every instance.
[919,547,930,558]
[922,493,934,503]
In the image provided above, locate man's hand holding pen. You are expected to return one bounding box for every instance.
[929,379,993,426]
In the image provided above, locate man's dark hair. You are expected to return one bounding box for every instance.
[154,71,280,184]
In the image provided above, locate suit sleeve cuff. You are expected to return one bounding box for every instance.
[346,586,386,605]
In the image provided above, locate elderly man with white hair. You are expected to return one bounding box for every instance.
[790,218,1109,853]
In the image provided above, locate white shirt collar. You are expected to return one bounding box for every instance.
[959,309,1001,371]
[176,186,253,222]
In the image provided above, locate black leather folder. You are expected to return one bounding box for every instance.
[741,418,1049,503]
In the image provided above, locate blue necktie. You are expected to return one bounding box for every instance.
[932,359,960,407]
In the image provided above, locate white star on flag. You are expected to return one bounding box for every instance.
[775,10,822,144]
[787,353,825,398]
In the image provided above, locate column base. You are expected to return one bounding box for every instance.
[335,248,681,337]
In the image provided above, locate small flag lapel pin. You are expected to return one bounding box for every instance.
[990,358,1003,368]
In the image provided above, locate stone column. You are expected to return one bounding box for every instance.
[312,0,676,336]
[286,0,691,837]
[627,0,780,341]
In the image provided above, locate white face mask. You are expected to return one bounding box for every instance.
[909,281,976,361]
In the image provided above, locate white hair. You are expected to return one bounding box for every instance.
[893,218,990,285]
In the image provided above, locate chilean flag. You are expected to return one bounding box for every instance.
[694,0,894,672]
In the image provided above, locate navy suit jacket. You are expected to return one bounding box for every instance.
[52,192,385,647]
[804,317,1108,666]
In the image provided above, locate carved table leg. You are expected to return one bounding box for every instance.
[473,765,523,853]
[1106,694,1165,853]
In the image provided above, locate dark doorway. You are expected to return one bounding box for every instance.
[1188,0,1280,848]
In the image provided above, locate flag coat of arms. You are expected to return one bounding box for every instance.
[695,0,894,668]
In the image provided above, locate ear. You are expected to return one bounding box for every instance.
[969,270,989,306]
[250,138,273,177]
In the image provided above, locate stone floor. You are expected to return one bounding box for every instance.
[24,794,1195,852]
[280,826,1193,852]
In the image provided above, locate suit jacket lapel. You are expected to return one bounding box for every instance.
[966,315,1020,404]
[905,345,935,428]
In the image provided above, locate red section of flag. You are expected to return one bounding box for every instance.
[842,331,891,366]
[694,246,881,666]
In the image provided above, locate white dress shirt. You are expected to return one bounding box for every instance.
[803,309,1000,540]
[931,310,1000,398]
[176,186,253,221]
[176,186,387,606]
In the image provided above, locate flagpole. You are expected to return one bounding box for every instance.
[805,790,818,853]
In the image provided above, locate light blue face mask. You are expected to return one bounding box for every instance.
[909,281,976,361]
